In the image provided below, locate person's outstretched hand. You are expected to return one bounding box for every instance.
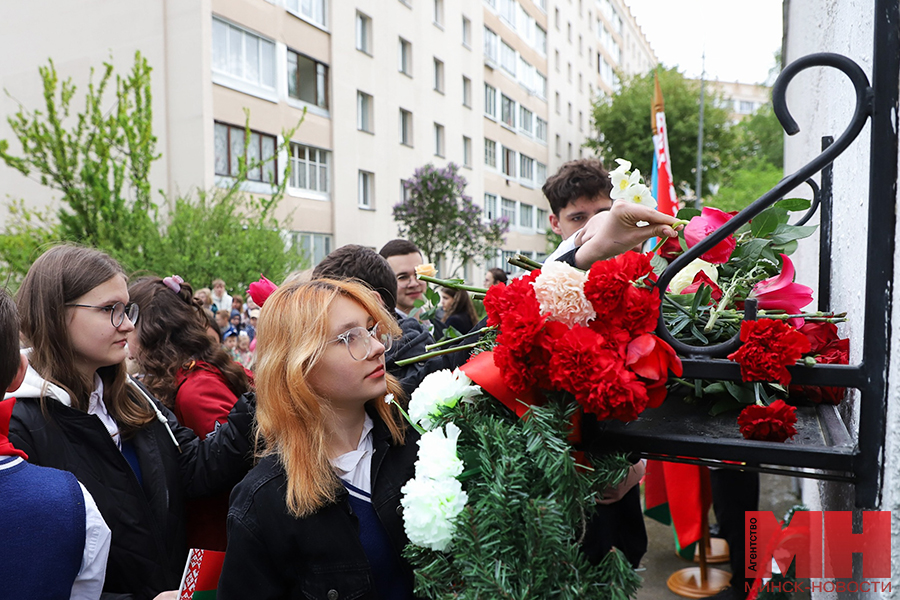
[573,202,683,269]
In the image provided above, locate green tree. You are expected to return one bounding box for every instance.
[0,53,305,290]
[704,161,783,213]
[393,163,508,275]
[587,66,736,198]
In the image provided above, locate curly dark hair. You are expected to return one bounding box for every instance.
[128,276,251,409]
[542,158,612,216]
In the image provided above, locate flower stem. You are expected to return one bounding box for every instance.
[394,342,480,366]
[425,326,496,351]
[671,377,697,389]
[507,258,539,272]
[514,253,545,269]
[704,277,742,333]
[390,398,426,435]
[417,275,487,294]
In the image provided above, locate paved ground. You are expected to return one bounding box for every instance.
[636,473,809,600]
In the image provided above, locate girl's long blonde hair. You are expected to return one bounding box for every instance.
[255,278,406,517]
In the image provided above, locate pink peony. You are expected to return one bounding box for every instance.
[683,207,737,264]
[247,274,278,307]
[750,254,813,319]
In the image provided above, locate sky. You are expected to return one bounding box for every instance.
[624,0,783,84]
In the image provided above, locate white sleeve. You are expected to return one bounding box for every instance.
[545,231,580,264]
[69,483,112,600]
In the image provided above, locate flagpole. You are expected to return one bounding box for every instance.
[695,51,705,209]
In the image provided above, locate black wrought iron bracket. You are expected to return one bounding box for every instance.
[587,0,899,508]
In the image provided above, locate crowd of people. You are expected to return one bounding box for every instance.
[0,158,751,600]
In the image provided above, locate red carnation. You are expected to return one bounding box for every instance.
[727,319,811,386]
[549,326,620,395]
[617,285,662,336]
[483,270,540,327]
[583,369,650,422]
[737,400,798,442]
[584,251,654,320]
[790,336,849,405]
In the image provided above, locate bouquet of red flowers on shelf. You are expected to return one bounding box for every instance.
[480,251,682,423]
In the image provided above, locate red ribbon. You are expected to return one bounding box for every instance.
[0,398,27,460]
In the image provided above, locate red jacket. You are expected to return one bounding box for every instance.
[175,361,253,551]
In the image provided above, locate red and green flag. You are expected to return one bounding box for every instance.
[178,549,225,600]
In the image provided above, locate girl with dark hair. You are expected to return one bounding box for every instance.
[127,275,254,551]
[8,245,255,600]
[439,286,478,334]
[219,278,418,600]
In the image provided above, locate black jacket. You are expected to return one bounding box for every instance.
[8,387,255,600]
[386,314,439,397]
[219,410,419,600]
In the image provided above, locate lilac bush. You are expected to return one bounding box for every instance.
[394,163,508,274]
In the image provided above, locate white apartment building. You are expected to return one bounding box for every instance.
[0,0,655,276]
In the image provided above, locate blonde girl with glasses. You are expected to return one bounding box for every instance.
[219,278,418,600]
[6,244,255,600]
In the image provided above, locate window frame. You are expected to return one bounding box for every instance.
[398,38,413,76]
[286,49,329,110]
[357,91,374,133]
[399,108,413,147]
[214,121,278,184]
[358,170,375,209]
[434,122,445,157]
[355,11,373,55]
[288,142,330,197]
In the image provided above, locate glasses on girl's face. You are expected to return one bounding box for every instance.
[332,323,393,361]
[66,301,140,328]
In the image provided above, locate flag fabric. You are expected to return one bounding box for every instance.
[651,73,680,218]
[643,461,712,560]
[178,548,225,600]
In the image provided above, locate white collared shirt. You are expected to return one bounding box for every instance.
[331,414,375,495]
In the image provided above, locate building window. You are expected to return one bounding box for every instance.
[536,117,547,142]
[433,0,444,26]
[212,18,276,90]
[289,143,329,193]
[214,122,277,183]
[358,170,374,208]
[519,203,534,229]
[285,0,327,29]
[399,109,413,146]
[501,95,515,128]
[502,147,516,177]
[555,92,560,114]
[484,193,498,220]
[463,136,472,167]
[484,84,497,118]
[519,106,533,135]
[287,50,328,109]
[555,134,561,157]
[536,26,547,55]
[357,91,373,133]
[536,207,548,231]
[356,12,372,54]
[462,76,472,107]
[501,197,517,223]
[433,58,444,93]
[500,41,517,75]
[567,62,572,83]
[536,162,547,185]
[554,7,560,30]
[291,232,332,267]
[567,22,572,43]
[555,50,560,72]
[567,142,573,160]
[567,102,573,123]
[484,27,499,63]
[484,138,497,168]
[434,123,445,156]
[579,110,583,131]
[462,16,472,47]
[401,179,411,202]
[398,38,413,76]
[519,154,534,182]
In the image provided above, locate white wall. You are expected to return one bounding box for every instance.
[784,0,900,598]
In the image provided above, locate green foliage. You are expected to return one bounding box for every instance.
[705,162,784,214]
[394,163,509,276]
[0,53,305,291]
[587,67,735,198]
[1,53,159,268]
[142,187,305,294]
[405,399,641,599]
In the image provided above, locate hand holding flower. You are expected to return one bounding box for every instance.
[574,202,682,269]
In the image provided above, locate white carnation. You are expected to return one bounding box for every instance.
[668,258,719,294]
[409,369,480,430]
[532,261,596,328]
[416,423,464,479]
[401,476,468,552]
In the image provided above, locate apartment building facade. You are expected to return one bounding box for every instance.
[0,0,656,275]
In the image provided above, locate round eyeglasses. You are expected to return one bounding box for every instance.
[332,323,393,361]
[66,301,140,328]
